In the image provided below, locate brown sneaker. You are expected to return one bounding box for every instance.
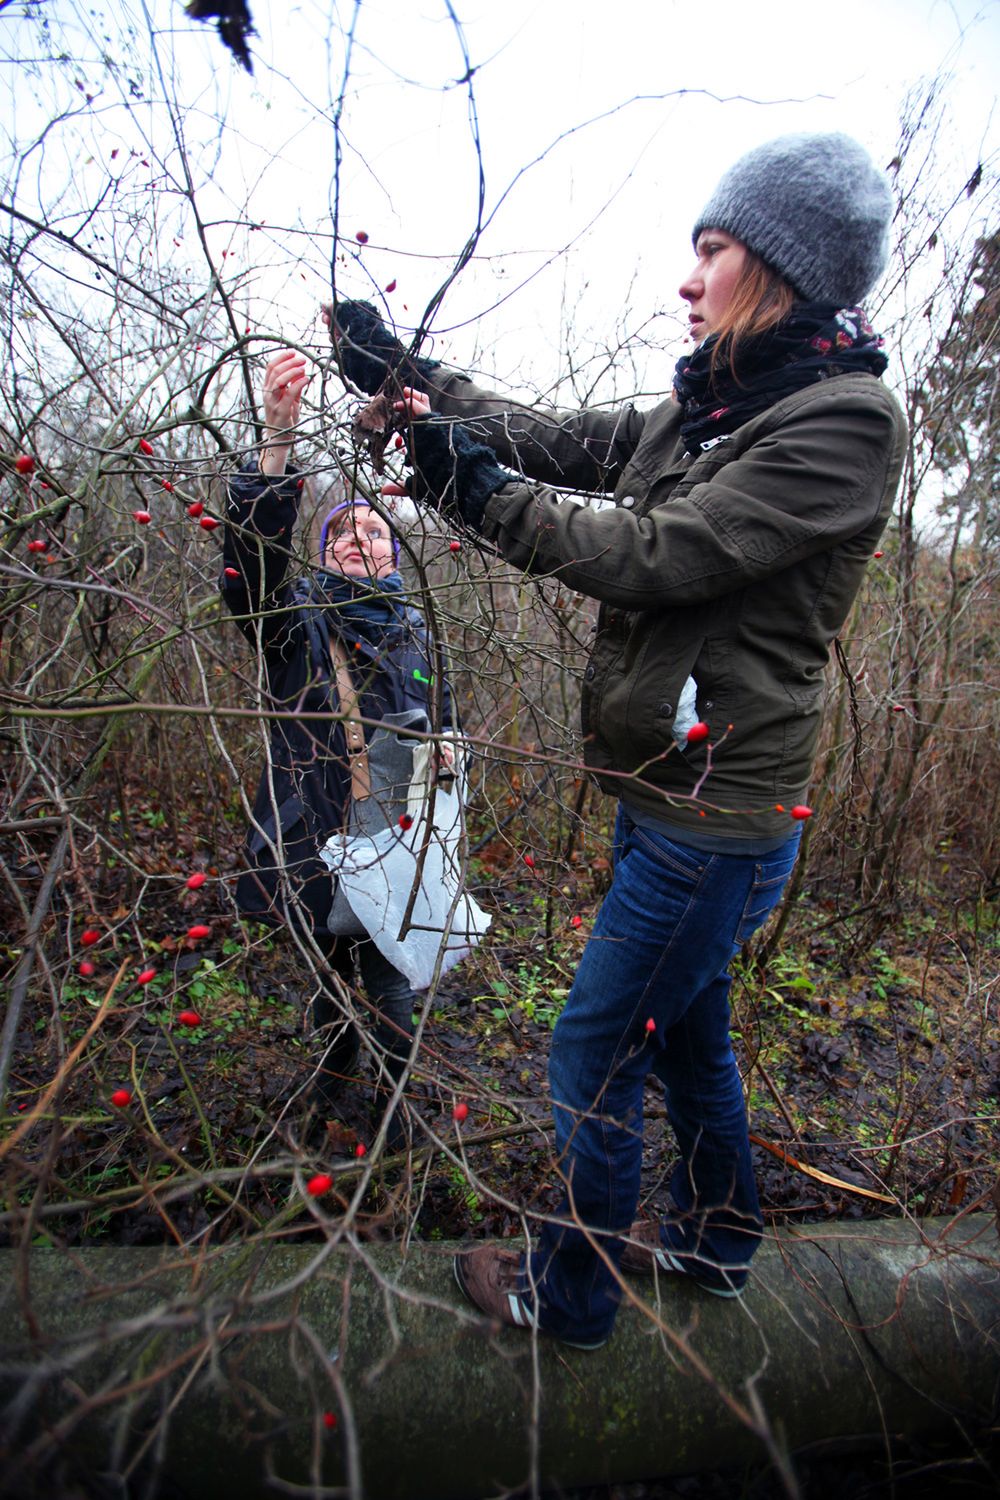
[453,1244,609,1350]
[620,1220,746,1299]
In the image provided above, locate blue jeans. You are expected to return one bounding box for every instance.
[527,806,801,1343]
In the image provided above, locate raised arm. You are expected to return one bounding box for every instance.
[326,300,646,494]
[393,379,906,612]
[222,464,303,659]
[222,351,312,657]
[258,349,310,478]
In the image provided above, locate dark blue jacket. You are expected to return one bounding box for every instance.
[222,462,452,929]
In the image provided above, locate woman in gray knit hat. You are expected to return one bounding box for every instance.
[330,131,906,1347]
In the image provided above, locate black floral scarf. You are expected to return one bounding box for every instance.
[673,304,888,456]
[294,569,409,644]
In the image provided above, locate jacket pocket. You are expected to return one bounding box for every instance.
[776,682,824,792]
[613,616,705,770]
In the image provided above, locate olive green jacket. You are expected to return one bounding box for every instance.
[427,368,908,844]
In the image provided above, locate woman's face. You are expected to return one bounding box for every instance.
[324,505,396,579]
[679,229,748,340]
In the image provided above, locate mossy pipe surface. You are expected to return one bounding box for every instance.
[1,1214,997,1498]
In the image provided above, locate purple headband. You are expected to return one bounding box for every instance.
[319,499,402,564]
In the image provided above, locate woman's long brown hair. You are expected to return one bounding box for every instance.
[709,251,796,384]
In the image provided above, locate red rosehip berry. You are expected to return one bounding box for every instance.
[132,510,151,524]
[790,805,813,821]
[223,566,240,579]
[187,500,204,518]
[186,924,211,940]
[398,813,413,831]
[110,1088,132,1108]
[892,704,905,714]
[177,1009,201,1026]
[138,438,154,455]
[199,515,219,531]
[449,540,461,553]
[570,914,582,928]
[185,872,206,890]
[872,550,883,559]
[384,279,396,293]
[355,1142,366,1158]
[356,230,369,244]
[136,967,157,985]
[27,539,46,553]
[15,453,35,475]
[78,961,96,978]
[453,1100,469,1123]
[81,929,101,946]
[161,480,173,492]
[523,853,535,868]
[685,721,710,744]
[322,1411,338,1430]
[307,1173,334,1197]
[645,1017,656,1033]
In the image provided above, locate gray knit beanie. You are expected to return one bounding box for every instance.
[693,133,892,306]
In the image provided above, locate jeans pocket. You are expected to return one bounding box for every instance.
[735,850,797,945]
[632,826,707,882]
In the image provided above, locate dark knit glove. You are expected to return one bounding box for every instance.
[407,418,513,531]
[328,299,440,396]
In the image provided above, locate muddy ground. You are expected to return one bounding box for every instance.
[3,833,998,1498]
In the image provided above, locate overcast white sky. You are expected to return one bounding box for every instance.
[3,0,998,398]
[189,0,999,380]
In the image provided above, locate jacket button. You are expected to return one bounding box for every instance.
[705,700,714,709]
[659,702,673,717]
[585,664,596,681]
[619,495,637,509]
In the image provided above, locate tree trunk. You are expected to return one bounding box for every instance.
[1,1214,996,1499]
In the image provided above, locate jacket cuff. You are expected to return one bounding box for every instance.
[228,455,303,501]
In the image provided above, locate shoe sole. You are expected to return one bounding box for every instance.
[453,1254,609,1350]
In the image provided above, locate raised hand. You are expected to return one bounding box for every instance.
[393,386,432,422]
[381,389,512,531]
[260,349,310,476]
[323,300,408,395]
[322,300,441,396]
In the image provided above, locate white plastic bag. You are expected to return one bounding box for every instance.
[672,673,700,744]
[319,746,490,990]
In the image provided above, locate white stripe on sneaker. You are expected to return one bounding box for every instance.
[507,1293,539,1329]
[659,1247,744,1298]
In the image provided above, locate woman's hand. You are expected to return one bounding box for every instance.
[393,386,432,421]
[382,395,512,531]
[380,388,431,502]
[436,741,456,774]
[260,350,310,477]
[322,299,404,394]
[322,301,440,395]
